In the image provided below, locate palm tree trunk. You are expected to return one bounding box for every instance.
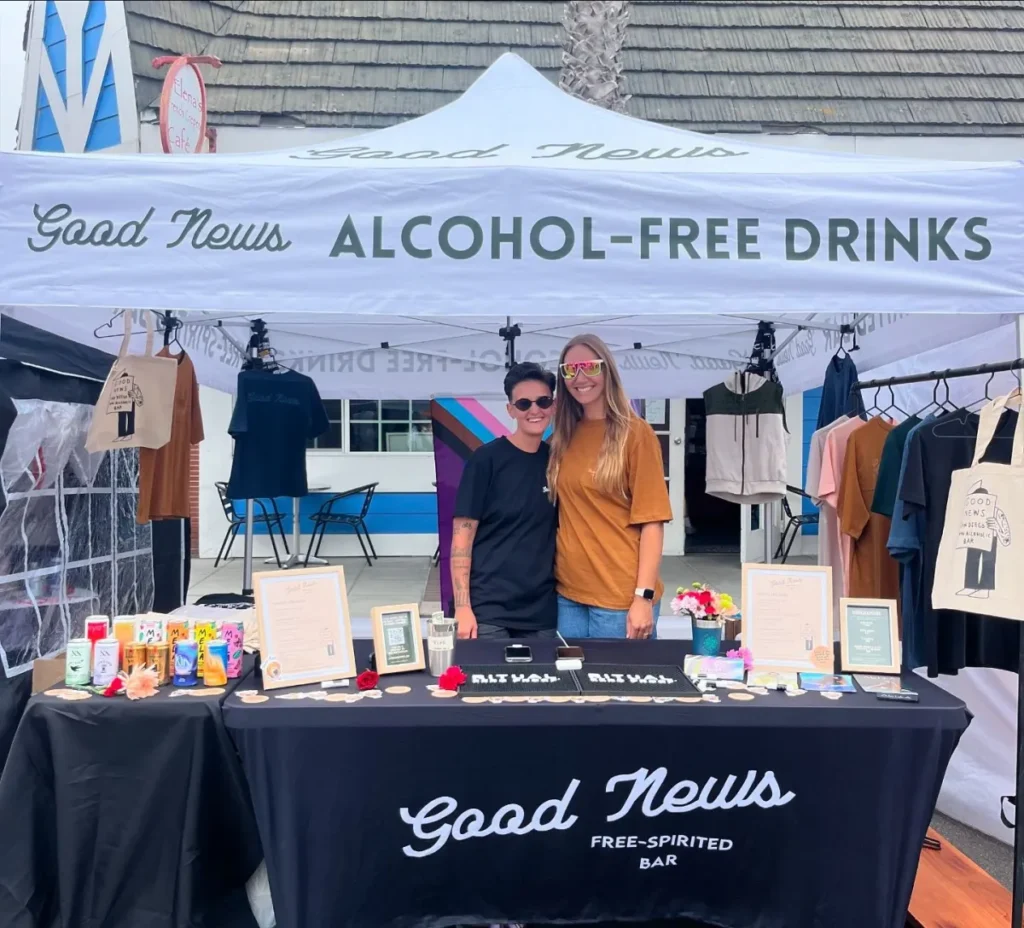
[559,0,632,112]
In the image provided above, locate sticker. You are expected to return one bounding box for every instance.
[612,696,631,703]
[306,691,328,701]
[179,687,225,697]
[345,693,365,703]
[785,688,806,697]
[811,646,835,670]
[263,661,282,681]
[325,693,350,703]
[821,691,844,701]
[571,696,587,704]
[430,689,458,699]
[653,696,675,703]
[462,696,489,704]
[363,690,383,699]
[385,686,412,695]
[236,690,258,697]
[583,695,611,703]
[426,684,440,691]
[702,694,721,703]
[488,697,505,705]
[627,696,653,704]
[747,686,769,696]
[240,694,269,704]
[275,692,308,701]
[526,697,543,704]
[728,692,756,702]
[676,696,702,704]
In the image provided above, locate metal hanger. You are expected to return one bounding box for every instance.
[866,385,882,415]
[880,384,908,420]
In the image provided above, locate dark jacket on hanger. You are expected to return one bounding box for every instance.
[817,354,866,430]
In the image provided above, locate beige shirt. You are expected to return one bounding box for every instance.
[816,417,867,605]
[805,416,849,635]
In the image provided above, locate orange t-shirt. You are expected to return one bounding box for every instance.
[554,416,673,610]
[137,350,204,524]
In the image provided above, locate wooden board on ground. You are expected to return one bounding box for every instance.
[907,828,1010,928]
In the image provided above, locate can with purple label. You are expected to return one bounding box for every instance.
[218,620,245,678]
[173,640,199,687]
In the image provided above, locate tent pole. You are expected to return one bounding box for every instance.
[1015,314,1024,928]
[242,500,254,596]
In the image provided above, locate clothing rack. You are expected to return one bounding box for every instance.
[852,356,1024,928]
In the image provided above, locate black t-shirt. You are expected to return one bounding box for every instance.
[227,370,329,499]
[454,438,556,630]
[899,408,1020,677]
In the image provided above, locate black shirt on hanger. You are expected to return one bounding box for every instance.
[227,369,329,500]
[817,354,866,430]
[899,407,1020,677]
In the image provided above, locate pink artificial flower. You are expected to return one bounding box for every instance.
[726,647,754,671]
[124,666,159,700]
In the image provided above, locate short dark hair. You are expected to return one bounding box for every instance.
[503,362,556,401]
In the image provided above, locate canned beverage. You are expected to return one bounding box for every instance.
[92,639,120,687]
[203,640,228,687]
[136,616,165,644]
[85,616,109,652]
[218,621,245,678]
[166,620,190,653]
[147,642,171,686]
[65,638,92,686]
[173,641,199,687]
[122,642,148,675]
[193,622,217,675]
[112,617,135,658]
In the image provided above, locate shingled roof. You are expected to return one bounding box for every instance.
[123,0,1024,135]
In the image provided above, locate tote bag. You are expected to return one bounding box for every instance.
[85,311,177,453]
[932,392,1024,621]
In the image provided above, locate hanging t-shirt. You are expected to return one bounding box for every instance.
[869,415,922,519]
[888,415,935,671]
[899,408,1021,677]
[805,415,849,634]
[454,438,556,631]
[227,369,329,500]
[137,350,204,524]
[816,416,867,599]
[816,354,867,430]
[555,416,673,610]
[838,417,899,605]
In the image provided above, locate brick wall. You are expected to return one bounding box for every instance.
[189,443,200,556]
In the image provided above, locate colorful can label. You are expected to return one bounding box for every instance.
[218,621,245,679]
[193,622,217,675]
[173,641,199,686]
[65,638,92,686]
[147,642,170,686]
[203,640,229,687]
[92,639,120,687]
[123,642,148,674]
[85,616,109,651]
[136,617,166,644]
[167,620,191,653]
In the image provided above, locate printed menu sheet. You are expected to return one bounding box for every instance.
[255,567,356,690]
[741,564,833,673]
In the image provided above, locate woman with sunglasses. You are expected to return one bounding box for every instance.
[548,335,672,639]
[452,362,558,640]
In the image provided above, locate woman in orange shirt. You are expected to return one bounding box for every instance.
[547,334,673,639]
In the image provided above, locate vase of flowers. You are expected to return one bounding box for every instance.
[671,583,738,657]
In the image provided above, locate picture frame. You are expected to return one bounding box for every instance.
[741,563,833,673]
[254,565,357,690]
[839,598,901,675]
[370,603,426,675]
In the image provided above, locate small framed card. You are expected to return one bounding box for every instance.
[839,598,900,675]
[254,566,357,690]
[371,604,425,675]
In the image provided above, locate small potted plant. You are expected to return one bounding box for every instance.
[671,583,738,656]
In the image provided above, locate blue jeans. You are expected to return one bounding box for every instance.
[557,594,660,639]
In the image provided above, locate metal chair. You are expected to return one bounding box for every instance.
[214,482,290,568]
[305,483,379,567]
[775,486,819,564]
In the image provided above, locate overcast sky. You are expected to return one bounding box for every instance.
[0,1,30,150]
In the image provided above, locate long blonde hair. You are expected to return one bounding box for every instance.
[547,334,633,503]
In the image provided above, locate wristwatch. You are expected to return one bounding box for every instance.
[634,588,655,601]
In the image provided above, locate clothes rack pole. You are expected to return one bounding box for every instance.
[852,354,1024,928]
[242,501,254,596]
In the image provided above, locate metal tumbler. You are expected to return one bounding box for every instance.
[427,613,456,677]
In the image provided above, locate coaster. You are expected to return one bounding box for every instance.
[571,696,587,704]
[627,695,653,703]
[545,695,571,703]
[462,696,488,704]
[653,696,675,703]
[526,697,543,704]
[45,688,92,700]
[179,687,225,697]
[385,686,411,695]
[583,695,611,703]
[325,693,350,703]
[821,691,844,701]
[240,694,269,704]
[488,697,505,704]
[306,691,328,701]
[504,695,528,703]
[676,696,702,704]
[729,692,756,702]
[430,689,458,699]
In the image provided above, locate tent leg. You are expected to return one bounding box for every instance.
[1014,314,1024,928]
[242,499,254,596]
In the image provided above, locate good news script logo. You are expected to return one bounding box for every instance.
[399,766,794,859]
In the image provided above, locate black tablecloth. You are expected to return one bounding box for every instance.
[0,659,262,928]
[224,639,970,928]
[0,671,31,776]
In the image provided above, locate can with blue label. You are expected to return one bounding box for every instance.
[173,640,199,687]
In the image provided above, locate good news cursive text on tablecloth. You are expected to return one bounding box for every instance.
[399,766,795,865]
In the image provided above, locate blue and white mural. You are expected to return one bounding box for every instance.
[20,0,138,153]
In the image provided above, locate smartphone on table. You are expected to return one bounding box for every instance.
[504,644,533,663]
[556,646,585,662]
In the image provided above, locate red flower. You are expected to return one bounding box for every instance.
[438,666,467,691]
[697,590,713,608]
[356,670,379,691]
[103,676,124,698]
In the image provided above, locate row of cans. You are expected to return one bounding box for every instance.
[65,638,231,689]
[81,614,245,678]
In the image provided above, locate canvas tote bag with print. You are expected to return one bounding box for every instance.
[85,311,177,453]
[933,392,1024,621]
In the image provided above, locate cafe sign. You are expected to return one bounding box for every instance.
[154,55,221,154]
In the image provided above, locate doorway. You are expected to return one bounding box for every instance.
[635,399,685,555]
[683,398,740,555]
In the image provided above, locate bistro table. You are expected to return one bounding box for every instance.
[223,639,969,928]
[265,485,332,569]
[0,658,262,928]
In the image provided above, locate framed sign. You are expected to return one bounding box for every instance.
[158,57,208,154]
[254,566,356,690]
[371,604,425,675]
[839,598,900,674]
[741,563,833,673]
